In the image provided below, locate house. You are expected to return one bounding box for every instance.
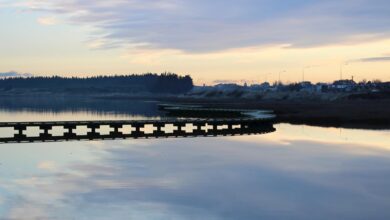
[214,83,241,91]
[331,80,356,92]
[299,81,315,92]
[250,82,271,91]
[315,83,328,92]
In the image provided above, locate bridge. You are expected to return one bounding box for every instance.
[0,107,276,143]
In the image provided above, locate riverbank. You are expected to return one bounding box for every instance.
[1,93,389,129]
[151,97,390,129]
[93,94,390,129]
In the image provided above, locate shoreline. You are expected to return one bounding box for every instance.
[1,93,389,130]
[135,96,390,130]
[75,94,390,129]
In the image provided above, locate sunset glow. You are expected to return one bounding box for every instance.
[1,0,389,84]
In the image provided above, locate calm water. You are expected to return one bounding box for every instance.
[0,98,390,220]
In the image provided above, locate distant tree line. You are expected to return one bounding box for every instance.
[0,73,194,94]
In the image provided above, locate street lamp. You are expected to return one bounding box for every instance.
[263,73,272,83]
[278,70,286,84]
[302,66,312,82]
[340,62,349,80]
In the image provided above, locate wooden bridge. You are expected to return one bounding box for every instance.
[0,106,276,143]
[0,118,275,143]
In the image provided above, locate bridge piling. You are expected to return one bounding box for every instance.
[109,124,123,139]
[39,125,53,140]
[87,124,100,140]
[64,125,77,140]
[14,125,27,141]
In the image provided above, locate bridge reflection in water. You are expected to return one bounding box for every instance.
[0,118,275,143]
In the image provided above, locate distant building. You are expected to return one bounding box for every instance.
[315,83,328,92]
[214,83,241,91]
[331,79,356,92]
[250,82,271,91]
[299,81,312,87]
[298,81,315,92]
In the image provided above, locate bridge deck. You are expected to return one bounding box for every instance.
[0,118,275,143]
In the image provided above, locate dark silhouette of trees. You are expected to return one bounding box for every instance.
[0,73,193,94]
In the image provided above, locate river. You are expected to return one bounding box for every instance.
[0,98,389,219]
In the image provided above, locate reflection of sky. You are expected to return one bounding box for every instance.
[0,110,161,122]
[1,124,390,219]
[0,98,163,122]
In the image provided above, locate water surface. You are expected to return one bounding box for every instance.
[0,99,389,219]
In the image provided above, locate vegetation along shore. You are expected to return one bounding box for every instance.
[1,73,389,129]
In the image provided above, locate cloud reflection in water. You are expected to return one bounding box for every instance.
[1,125,390,219]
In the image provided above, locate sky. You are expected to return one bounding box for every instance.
[0,0,389,85]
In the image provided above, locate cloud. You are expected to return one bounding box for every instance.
[212,80,241,84]
[37,16,57,25]
[212,79,255,85]
[4,137,390,219]
[0,71,33,78]
[0,0,14,8]
[16,0,390,52]
[37,161,57,171]
[353,56,390,62]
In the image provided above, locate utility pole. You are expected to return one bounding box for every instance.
[340,63,349,80]
[279,70,285,84]
[264,73,271,83]
[302,66,314,82]
[339,65,342,80]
